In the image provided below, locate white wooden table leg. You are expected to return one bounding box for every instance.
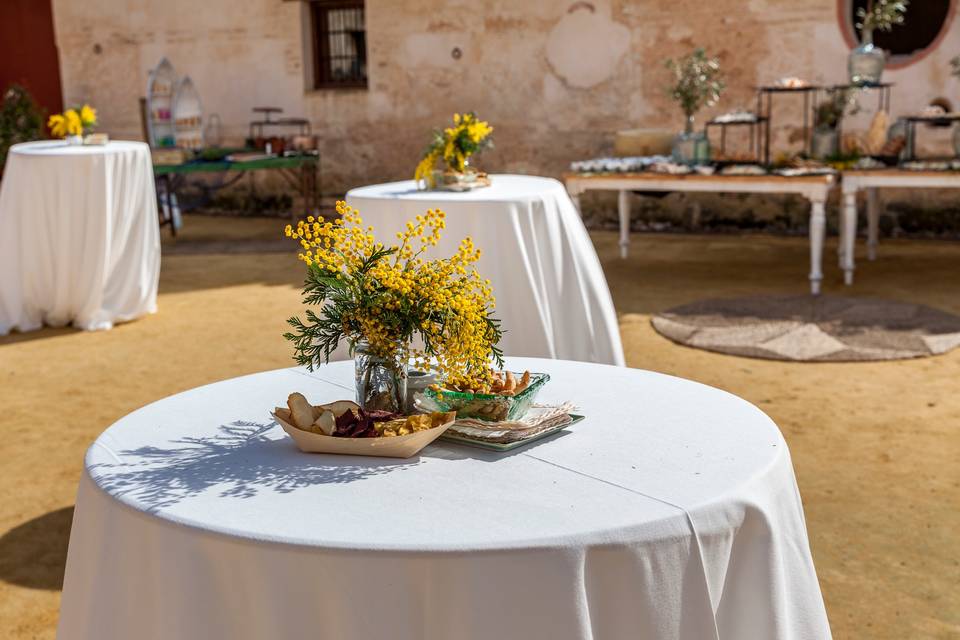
[841,190,857,286]
[690,200,702,229]
[837,192,845,268]
[809,198,826,295]
[866,187,879,261]
[618,190,631,259]
[837,229,845,268]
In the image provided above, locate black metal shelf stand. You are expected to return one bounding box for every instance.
[755,85,821,162]
[705,116,771,165]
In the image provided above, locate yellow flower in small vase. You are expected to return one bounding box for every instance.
[49,105,98,144]
[414,112,494,189]
[79,105,97,129]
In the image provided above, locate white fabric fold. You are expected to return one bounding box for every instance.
[0,140,160,334]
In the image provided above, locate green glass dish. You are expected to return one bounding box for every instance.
[421,373,550,422]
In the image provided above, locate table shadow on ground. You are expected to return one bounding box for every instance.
[0,506,72,590]
[89,420,421,513]
[0,326,79,347]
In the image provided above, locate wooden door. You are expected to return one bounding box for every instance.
[0,0,63,115]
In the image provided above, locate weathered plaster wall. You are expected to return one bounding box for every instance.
[49,0,960,198]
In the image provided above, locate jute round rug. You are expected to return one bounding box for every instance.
[651,295,960,362]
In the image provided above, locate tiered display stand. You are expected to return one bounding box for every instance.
[173,76,203,150]
[705,115,770,165]
[145,58,177,148]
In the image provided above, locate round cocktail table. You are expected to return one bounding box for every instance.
[59,358,830,639]
[347,176,624,366]
[0,140,160,334]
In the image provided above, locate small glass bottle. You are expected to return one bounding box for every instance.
[404,369,437,414]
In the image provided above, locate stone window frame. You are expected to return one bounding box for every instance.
[308,0,368,90]
[836,0,957,70]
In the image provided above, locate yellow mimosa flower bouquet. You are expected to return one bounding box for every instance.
[414,112,494,190]
[284,201,504,411]
[48,104,97,142]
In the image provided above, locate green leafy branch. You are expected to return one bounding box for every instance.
[856,0,908,33]
[665,48,725,121]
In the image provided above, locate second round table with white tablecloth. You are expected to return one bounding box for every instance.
[0,140,160,334]
[58,358,831,639]
[346,175,625,366]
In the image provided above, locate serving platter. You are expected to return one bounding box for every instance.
[440,414,585,452]
[273,408,455,458]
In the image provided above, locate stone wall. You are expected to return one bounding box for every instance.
[50,0,960,229]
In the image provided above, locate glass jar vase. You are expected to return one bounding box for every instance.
[848,29,885,86]
[354,343,407,414]
[672,116,710,165]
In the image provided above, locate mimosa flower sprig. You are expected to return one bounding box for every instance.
[48,105,97,138]
[414,112,494,186]
[283,201,504,392]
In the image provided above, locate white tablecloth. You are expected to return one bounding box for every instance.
[347,176,624,366]
[0,140,160,334]
[59,358,831,640]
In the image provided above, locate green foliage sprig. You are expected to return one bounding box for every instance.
[856,0,908,34]
[665,48,725,121]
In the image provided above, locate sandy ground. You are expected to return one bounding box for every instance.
[1,215,958,639]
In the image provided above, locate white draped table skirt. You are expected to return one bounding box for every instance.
[0,140,160,334]
[59,359,831,639]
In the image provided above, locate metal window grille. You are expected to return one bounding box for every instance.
[311,0,367,89]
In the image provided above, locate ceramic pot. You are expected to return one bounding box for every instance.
[849,29,885,86]
[811,127,839,160]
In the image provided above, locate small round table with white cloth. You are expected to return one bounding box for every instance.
[59,358,831,639]
[0,140,160,334]
[347,176,624,366]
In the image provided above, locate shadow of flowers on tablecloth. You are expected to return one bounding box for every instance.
[89,420,418,512]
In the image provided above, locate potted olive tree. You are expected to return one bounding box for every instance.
[849,0,908,86]
[812,89,860,159]
[665,48,724,165]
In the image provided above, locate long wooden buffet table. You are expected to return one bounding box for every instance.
[564,172,836,295]
[840,169,960,286]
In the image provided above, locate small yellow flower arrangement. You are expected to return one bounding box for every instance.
[414,112,494,189]
[284,201,504,410]
[48,104,97,141]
